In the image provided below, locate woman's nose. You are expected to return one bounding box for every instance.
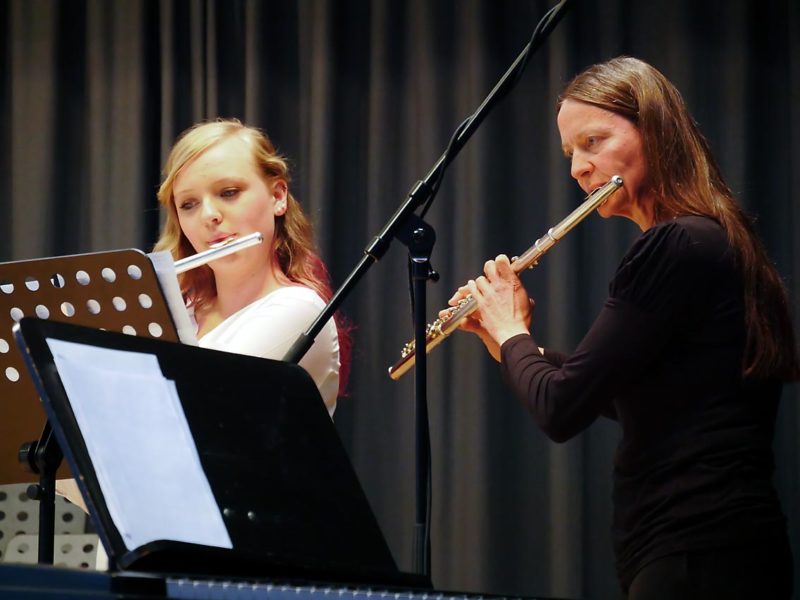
[200,198,222,224]
[570,151,592,181]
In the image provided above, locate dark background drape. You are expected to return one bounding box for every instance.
[2,1,798,598]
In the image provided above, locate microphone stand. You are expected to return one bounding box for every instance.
[283,0,572,578]
[395,214,438,576]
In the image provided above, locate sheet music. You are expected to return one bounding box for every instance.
[46,339,232,552]
[148,251,198,345]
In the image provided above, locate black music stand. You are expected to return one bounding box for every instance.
[0,250,181,563]
[14,318,426,588]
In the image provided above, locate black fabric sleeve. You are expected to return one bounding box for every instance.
[538,348,616,420]
[541,348,569,367]
[500,222,702,442]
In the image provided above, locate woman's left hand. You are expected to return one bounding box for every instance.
[467,254,533,347]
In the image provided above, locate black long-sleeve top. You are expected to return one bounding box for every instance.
[500,215,787,587]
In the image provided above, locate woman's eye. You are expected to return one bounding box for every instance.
[586,136,600,148]
[177,199,197,210]
[221,188,239,198]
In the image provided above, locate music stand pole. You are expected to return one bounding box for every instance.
[18,422,63,564]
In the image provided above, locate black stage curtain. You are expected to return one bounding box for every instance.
[2,1,798,598]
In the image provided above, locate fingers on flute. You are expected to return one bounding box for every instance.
[484,259,498,279]
[495,254,515,277]
[472,277,491,295]
[460,321,481,334]
[485,255,518,285]
[448,283,471,305]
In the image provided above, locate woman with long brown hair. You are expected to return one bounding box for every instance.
[450,57,798,598]
[155,119,349,415]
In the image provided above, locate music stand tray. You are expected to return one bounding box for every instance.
[14,318,424,588]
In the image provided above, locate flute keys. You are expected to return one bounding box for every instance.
[400,340,416,358]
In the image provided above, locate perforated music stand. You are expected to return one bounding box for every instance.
[0,249,179,485]
[0,250,180,564]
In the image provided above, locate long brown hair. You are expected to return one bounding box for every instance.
[154,119,351,392]
[558,57,798,380]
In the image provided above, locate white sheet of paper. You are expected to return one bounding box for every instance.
[46,339,232,552]
[148,251,198,345]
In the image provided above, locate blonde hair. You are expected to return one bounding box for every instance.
[155,119,329,307]
[559,57,798,380]
[154,119,352,391]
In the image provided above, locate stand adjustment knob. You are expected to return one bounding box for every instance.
[27,483,43,501]
[18,440,38,474]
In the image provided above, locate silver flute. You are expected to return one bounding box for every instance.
[173,232,264,274]
[387,176,623,380]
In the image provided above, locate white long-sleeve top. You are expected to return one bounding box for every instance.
[193,285,340,415]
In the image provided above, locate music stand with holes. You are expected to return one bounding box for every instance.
[0,249,179,563]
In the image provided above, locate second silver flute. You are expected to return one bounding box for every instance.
[174,232,264,274]
[387,176,624,380]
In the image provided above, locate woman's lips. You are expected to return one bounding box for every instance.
[209,234,237,249]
